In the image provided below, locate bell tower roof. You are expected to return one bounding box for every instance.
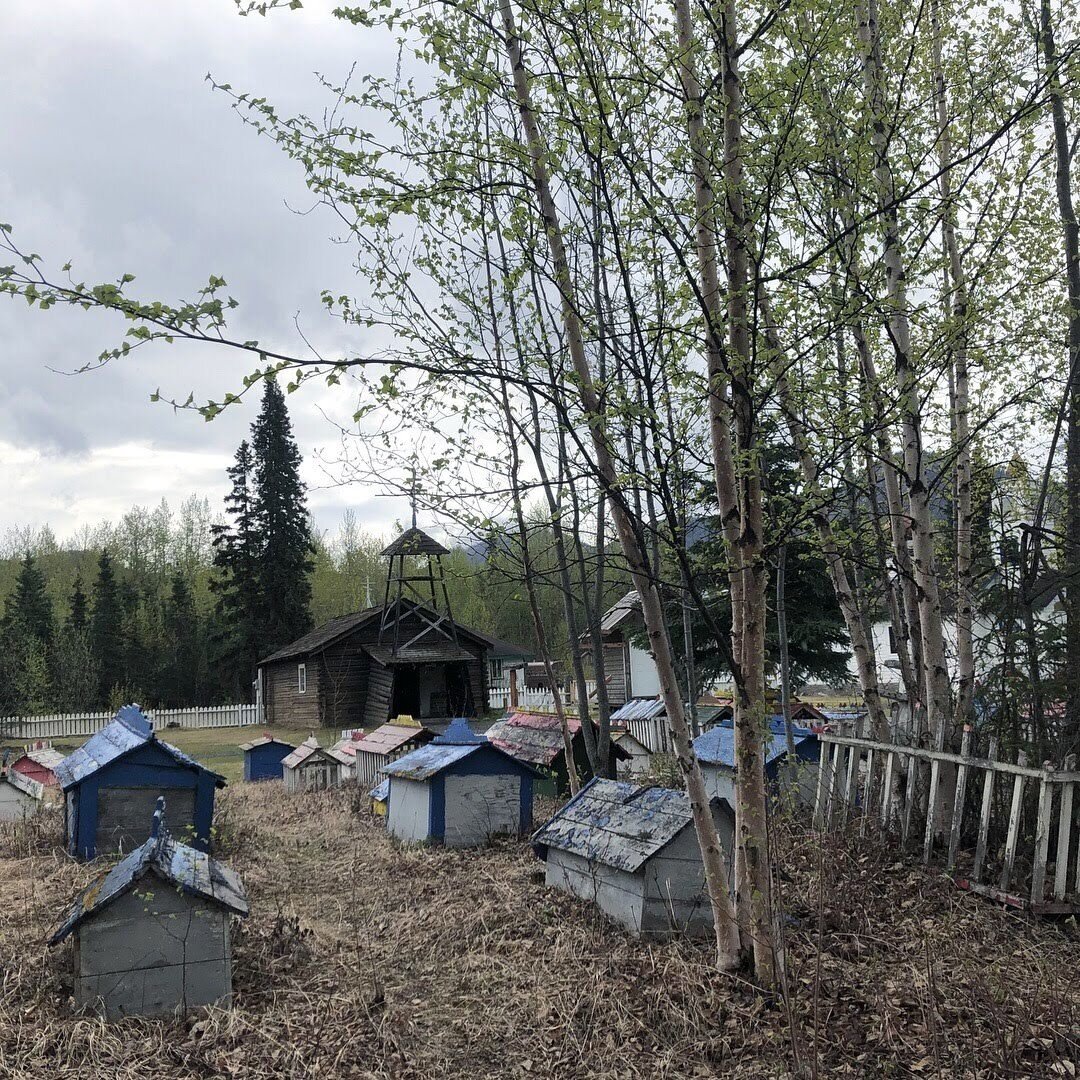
[381,527,450,558]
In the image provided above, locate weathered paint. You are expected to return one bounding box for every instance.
[442,773,521,847]
[0,775,41,821]
[387,775,431,843]
[74,886,233,1019]
[534,779,735,939]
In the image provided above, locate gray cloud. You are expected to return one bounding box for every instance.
[1,0,404,538]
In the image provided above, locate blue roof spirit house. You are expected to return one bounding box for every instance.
[692,719,820,809]
[55,705,226,859]
[382,718,542,846]
[239,734,297,782]
[49,797,248,1019]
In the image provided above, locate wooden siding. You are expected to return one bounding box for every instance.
[600,643,628,706]
[363,663,394,728]
[97,786,196,855]
[264,659,323,730]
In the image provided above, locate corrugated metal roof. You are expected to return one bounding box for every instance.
[532,779,696,872]
[49,801,248,945]
[53,705,225,790]
[281,736,340,769]
[354,723,432,757]
[383,742,480,781]
[486,712,582,767]
[0,768,43,800]
[692,724,815,769]
[610,698,666,722]
[238,735,296,752]
[381,526,450,557]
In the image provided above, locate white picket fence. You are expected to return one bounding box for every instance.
[0,704,257,740]
[489,680,597,713]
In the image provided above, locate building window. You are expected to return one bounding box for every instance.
[298,663,307,693]
[489,658,504,682]
[887,626,898,655]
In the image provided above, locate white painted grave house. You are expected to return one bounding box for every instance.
[533,779,735,938]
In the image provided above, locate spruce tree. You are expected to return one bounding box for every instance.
[67,574,89,633]
[90,549,124,707]
[250,377,314,655]
[162,573,202,706]
[211,439,262,697]
[5,551,54,645]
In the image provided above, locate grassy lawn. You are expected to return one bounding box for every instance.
[0,725,344,786]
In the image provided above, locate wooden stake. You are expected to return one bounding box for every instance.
[946,725,973,872]
[1059,755,1076,902]
[813,738,831,830]
[923,754,942,864]
[880,750,896,832]
[999,750,1028,893]
[826,741,843,827]
[902,750,918,847]
[1031,772,1054,905]
[862,746,875,837]
[972,737,998,884]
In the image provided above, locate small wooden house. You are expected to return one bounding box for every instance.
[533,779,735,938]
[580,591,661,707]
[610,697,669,752]
[692,720,820,807]
[239,734,296,782]
[11,742,65,790]
[330,731,365,780]
[382,719,541,846]
[352,720,436,788]
[486,711,629,794]
[282,736,343,793]
[0,758,43,821]
[55,705,225,858]
[611,729,653,778]
[368,777,390,816]
[48,798,248,1019]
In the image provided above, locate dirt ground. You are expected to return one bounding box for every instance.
[0,783,1077,1079]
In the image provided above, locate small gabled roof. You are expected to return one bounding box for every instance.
[54,705,225,791]
[486,713,630,768]
[383,719,539,782]
[281,736,340,770]
[49,799,247,946]
[381,527,449,557]
[599,590,642,634]
[692,722,816,770]
[238,734,297,752]
[0,768,43,801]
[355,722,434,757]
[611,729,652,755]
[369,778,390,803]
[533,779,707,872]
[610,697,666,722]
[13,747,66,772]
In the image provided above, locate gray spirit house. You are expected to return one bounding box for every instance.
[48,799,248,1019]
[533,779,735,938]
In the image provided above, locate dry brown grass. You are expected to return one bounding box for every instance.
[0,785,1077,1078]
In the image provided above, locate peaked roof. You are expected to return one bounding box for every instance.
[610,698,666,722]
[483,634,535,660]
[692,722,816,770]
[260,608,380,664]
[259,597,497,665]
[354,722,435,757]
[53,705,225,790]
[486,712,630,768]
[381,526,450,557]
[49,799,247,945]
[598,590,642,635]
[238,734,297,752]
[382,719,539,781]
[281,736,340,770]
[532,779,713,872]
[13,747,66,772]
[0,767,43,800]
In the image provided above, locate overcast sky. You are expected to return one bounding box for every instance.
[1,0,413,543]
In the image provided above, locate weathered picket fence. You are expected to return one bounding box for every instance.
[815,723,1080,915]
[488,678,597,714]
[0,703,257,740]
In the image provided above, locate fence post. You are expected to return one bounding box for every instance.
[1030,767,1055,907]
[1058,755,1077,902]
[972,737,998,885]
[946,725,972,872]
[999,750,1028,893]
